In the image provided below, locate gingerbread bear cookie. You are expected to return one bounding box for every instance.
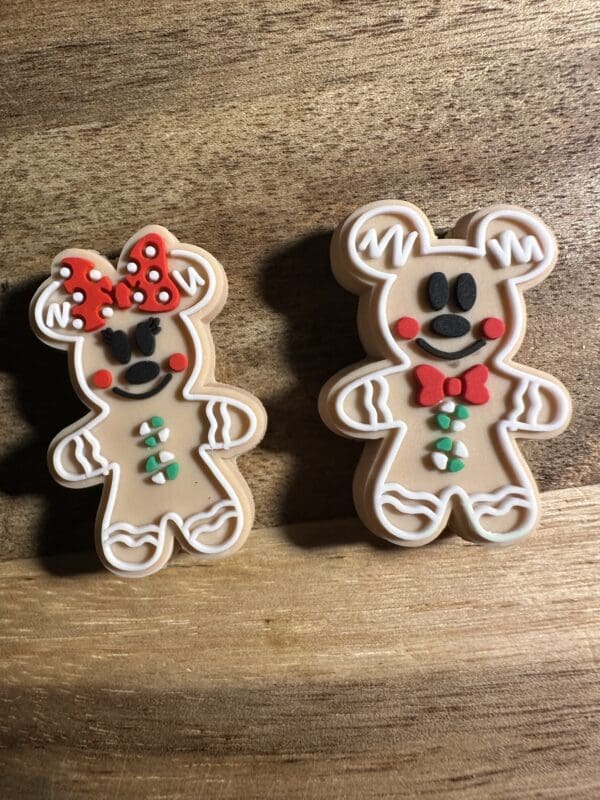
[319,201,571,546]
[31,226,266,576]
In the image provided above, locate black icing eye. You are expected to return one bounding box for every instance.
[101,328,131,364]
[427,272,449,310]
[455,273,477,311]
[135,317,161,356]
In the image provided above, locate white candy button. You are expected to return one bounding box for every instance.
[454,440,469,458]
[432,452,448,471]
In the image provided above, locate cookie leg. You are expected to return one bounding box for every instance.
[100,523,174,576]
[178,447,250,556]
[180,498,245,555]
[461,484,538,544]
[368,482,449,546]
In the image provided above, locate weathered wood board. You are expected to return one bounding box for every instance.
[0,484,599,799]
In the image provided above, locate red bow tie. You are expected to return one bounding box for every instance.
[414,364,489,406]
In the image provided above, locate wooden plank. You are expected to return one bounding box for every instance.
[0,1,598,560]
[1,484,599,798]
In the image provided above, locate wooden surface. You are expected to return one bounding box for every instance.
[0,1,599,561]
[0,483,598,799]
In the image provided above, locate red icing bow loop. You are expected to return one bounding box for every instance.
[414,364,489,406]
[115,233,181,312]
[60,257,114,332]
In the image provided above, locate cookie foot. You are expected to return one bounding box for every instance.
[180,500,244,555]
[372,484,447,546]
[101,524,172,576]
[464,486,538,544]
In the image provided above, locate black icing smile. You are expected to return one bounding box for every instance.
[416,338,486,360]
[112,373,172,400]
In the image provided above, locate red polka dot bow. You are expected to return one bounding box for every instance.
[414,364,489,406]
[58,233,181,332]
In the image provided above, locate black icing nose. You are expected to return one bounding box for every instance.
[125,360,160,384]
[431,314,471,338]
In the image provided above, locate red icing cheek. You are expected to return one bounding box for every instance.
[92,369,112,389]
[168,353,188,372]
[395,316,420,339]
[481,317,506,340]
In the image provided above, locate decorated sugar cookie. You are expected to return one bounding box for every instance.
[319,201,571,546]
[31,226,266,576]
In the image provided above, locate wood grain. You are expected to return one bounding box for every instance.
[0,1,598,561]
[0,484,599,799]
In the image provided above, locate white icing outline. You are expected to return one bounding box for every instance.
[33,234,262,575]
[329,203,570,544]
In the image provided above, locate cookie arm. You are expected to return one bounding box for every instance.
[50,419,110,483]
[506,369,571,436]
[200,387,266,454]
[319,361,407,439]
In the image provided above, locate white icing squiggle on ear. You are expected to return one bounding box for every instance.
[172,265,206,294]
[46,301,72,328]
[487,231,543,268]
[358,226,418,267]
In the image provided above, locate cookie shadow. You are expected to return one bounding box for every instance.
[0,277,102,575]
[260,230,380,548]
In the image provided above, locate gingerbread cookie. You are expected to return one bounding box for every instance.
[31,226,266,576]
[319,201,571,546]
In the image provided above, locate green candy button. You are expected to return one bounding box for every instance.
[144,435,158,447]
[435,413,451,431]
[145,455,159,473]
[165,463,179,481]
[150,416,164,428]
[455,405,469,420]
[435,437,453,452]
[448,458,465,473]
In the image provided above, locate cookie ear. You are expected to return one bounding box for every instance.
[31,251,116,347]
[166,244,227,319]
[116,226,226,320]
[469,205,557,285]
[333,200,434,291]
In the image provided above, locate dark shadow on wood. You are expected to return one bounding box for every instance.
[260,231,375,547]
[0,276,102,574]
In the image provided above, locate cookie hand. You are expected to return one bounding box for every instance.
[203,392,265,453]
[320,362,406,438]
[51,424,109,483]
[507,372,571,435]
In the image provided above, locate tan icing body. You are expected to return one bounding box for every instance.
[320,202,571,546]
[32,225,266,577]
